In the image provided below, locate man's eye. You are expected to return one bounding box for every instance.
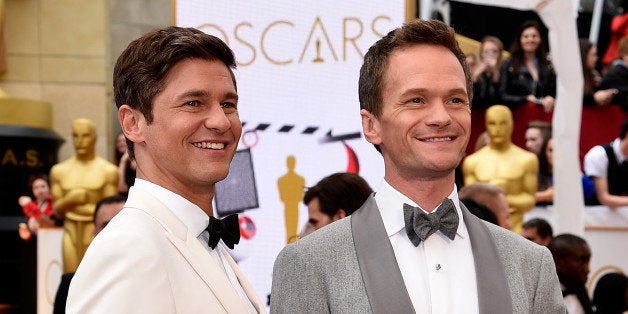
[221,102,237,109]
[185,101,199,107]
[410,98,422,104]
[451,97,470,106]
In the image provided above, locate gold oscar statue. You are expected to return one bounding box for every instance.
[277,155,305,244]
[50,118,118,272]
[462,105,538,233]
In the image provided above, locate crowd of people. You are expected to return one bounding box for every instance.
[14,15,628,314]
[462,14,628,212]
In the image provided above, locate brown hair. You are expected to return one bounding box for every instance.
[303,172,373,217]
[113,26,237,159]
[508,20,550,77]
[480,35,504,57]
[358,19,472,117]
[579,38,596,96]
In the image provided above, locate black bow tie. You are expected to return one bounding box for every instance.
[403,198,459,246]
[205,214,240,249]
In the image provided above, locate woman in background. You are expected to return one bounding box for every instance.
[580,38,617,107]
[534,138,596,205]
[599,36,628,112]
[472,36,504,110]
[499,20,556,113]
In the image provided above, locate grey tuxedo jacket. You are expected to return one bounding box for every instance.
[270,196,565,314]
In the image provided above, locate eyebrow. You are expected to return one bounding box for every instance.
[176,89,239,101]
[399,87,468,98]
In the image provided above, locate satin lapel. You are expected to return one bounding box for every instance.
[168,233,246,313]
[222,246,267,313]
[351,196,414,314]
[460,202,513,313]
[125,188,245,313]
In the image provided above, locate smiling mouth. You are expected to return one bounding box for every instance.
[420,137,454,142]
[192,142,225,149]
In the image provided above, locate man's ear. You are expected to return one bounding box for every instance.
[361,109,382,146]
[118,105,144,143]
[332,209,347,221]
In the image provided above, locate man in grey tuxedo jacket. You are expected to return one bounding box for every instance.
[271,19,564,314]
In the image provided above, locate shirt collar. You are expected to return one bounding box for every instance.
[612,138,626,163]
[374,179,468,239]
[134,179,209,237]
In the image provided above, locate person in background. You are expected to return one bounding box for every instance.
[303,172,372,232]
[500,20,556,113]
[525,120,551,155]
[465,52,478,72]
[584,118,628,208]
[592,272,628,314]
[271,19,563,314]
[535,138,596,205]
[115,132,136,195]
[471,36,504,110]
[53,194,127,314]
[521,218,553,246]
[473,131,490,152]
[66,26,265,312]
[460,198,498,226]
[599,36,628,112]
[548,234,594,314]
[18,174,59,241]
[580,38,618,107]
[459,182,512,230]
[601,0,628,73]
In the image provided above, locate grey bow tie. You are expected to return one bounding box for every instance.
[403,198,459,246]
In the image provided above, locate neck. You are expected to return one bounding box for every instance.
[524,51,536,61]
[385,171,455,213]
[135,168,216,216]
[620,138,628,156]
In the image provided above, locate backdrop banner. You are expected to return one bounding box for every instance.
[176,1,406,306]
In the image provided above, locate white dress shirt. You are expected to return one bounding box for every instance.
[584,137,626,178]
[374,180,478,314]
[134,179,257,314]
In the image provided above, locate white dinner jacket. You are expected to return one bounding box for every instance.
[66,187,265,313]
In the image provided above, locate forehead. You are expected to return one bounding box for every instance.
[307,197,321,211]
[526,128,542,137]
[165,58,234,87]
[33,179,48,186]
[482,41,499,50]
[385,44,466,90]
[522,227,539,237]
[522,27,540,36]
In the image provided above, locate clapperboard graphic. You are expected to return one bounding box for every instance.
[214,121,362,217]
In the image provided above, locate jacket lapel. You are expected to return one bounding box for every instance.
[351,196,414,314]
[222,246,266,313]
[125,188,246,313]
[460,202,513,313]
